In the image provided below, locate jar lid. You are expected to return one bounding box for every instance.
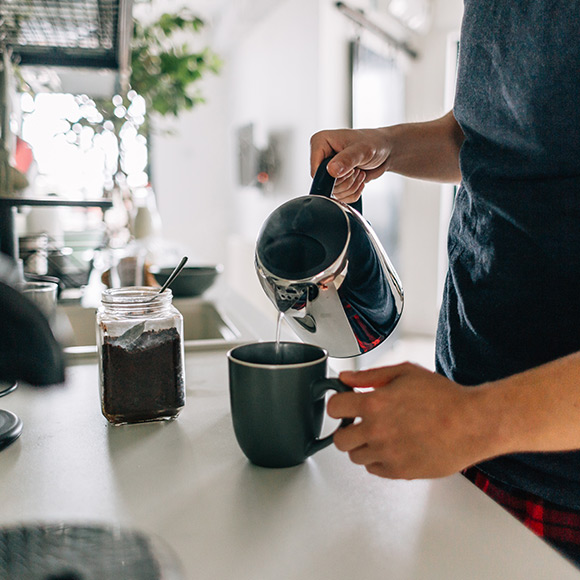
[101,286,172,304]
[0,409,23,451]
[100,287,173,315]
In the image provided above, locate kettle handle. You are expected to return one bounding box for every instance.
[309,157,336,198]
[310,155,362,214]
[309,156,363,214]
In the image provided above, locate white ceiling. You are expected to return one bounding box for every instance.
[134,0,288,52]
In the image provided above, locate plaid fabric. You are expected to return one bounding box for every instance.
[341,302,382,353]
[463,466,580,568]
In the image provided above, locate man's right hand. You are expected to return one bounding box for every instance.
[310,128,392,204]
[310,112,464,197]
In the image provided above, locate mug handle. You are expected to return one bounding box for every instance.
[306,378,355,457]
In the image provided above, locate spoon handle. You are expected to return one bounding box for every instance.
[156,256,189,296]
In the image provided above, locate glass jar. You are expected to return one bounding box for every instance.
[97,286,185,425]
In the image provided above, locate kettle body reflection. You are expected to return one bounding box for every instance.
[255,158,404,358]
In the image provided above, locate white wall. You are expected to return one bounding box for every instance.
[149,71,231,267]
[151,0,464,336]
[400,0,463,335]
[226,0,323,320]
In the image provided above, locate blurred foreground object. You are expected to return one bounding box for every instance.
[0,279,64,386]
[0,523,184,579]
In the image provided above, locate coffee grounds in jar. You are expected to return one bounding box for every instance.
[101,327,185,424]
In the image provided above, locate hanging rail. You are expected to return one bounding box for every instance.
[335,2,419,60]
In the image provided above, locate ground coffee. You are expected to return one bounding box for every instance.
[101,326,185,424]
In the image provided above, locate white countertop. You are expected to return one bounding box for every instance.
[0,291,578,579]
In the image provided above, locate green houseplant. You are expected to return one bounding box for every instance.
[130,9,222,119]
[57,7,222,245]
[60,7,222,189]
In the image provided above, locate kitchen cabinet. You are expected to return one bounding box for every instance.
[0,196,112,260]
[0,0,131,258]
[0,0,132,71]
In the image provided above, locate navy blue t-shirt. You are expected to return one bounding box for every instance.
[436,0,580,507]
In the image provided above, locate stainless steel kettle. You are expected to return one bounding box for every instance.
[255,157,404,358]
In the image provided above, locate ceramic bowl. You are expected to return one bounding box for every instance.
[151,264,223,298]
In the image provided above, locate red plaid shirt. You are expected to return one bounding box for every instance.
[463,466,580,568]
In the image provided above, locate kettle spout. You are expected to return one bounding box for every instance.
[272,283,319,317]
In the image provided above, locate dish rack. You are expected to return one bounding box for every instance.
[19,230,105,289]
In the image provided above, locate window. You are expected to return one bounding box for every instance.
[20,90,148,199]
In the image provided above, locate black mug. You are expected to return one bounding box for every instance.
[227,341,353,468]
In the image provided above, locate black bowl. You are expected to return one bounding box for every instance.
[151,265,223,298]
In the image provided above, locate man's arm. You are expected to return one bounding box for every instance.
[310,110,465,203]
[327,351,580,480]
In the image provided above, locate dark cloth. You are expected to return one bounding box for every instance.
[339,212,400,352]
[463,466,580,568]
[436,1,580,507]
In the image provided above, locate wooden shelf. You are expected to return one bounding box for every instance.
[0,197,113,209]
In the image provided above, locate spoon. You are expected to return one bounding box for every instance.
[148,256,189,301]
[115,256,190,347]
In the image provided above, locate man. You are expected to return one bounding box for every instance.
[309,0,580,565]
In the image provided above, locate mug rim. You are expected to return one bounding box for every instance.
[227,341,327,369]
[18,281,58,292]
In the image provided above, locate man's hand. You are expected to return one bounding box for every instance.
[328,363,497,480]
[329,352,580,480]
[310,128,392,203]
[309,112,465,197]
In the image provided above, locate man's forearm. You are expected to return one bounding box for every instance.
[477,351,580,458]
[383,111,465,184]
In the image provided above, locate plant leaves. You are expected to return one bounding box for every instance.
[128,8,222,117]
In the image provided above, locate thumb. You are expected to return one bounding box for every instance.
[339,363,410,389]
[327,149,360,178]
[327,143,381,179]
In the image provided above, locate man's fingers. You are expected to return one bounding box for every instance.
[326,148,367,178]
[310,135,369,179]
[326,391,361,419]
[365,462,394,478]
[336,183,365,205]
[339,363,413,389]
[333,169,361,191]
[310,136,336,177]
[348,444,379,466]
[333,170,366,198]
[333,421,368,452]
[328,364,418,422]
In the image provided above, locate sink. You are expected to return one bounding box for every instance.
[57,298,242,360]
